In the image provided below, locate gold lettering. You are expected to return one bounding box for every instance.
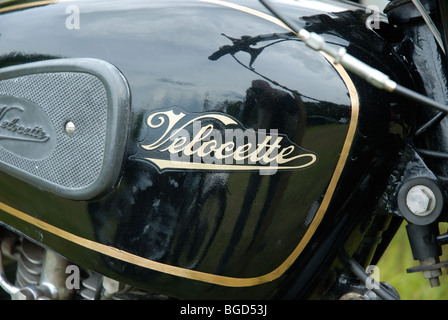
[233,143,253,162]
[213,141,235,160]
[179,125,213,156]
[248,136,282,164]
[140,110,318,172]
[163,136,188,154]
[278,145,314,164]
[197,140,218,157]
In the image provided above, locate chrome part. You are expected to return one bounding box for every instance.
[0,228,171,300]
[405,185,437,217]
[40,250,74,299]
[64,121,76,135]
[0,253,19,296]
[12,286,43,300]
[79,272,102,300]
[0,234,78,299]
[419,257,442,287]
[259,0,398,92]
[405,223,444,287]
[15,239,44,289]
[260,0,448,115]
[298,29,398,92]
[0,232,20,296]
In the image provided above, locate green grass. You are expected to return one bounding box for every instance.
[378,223,448,300]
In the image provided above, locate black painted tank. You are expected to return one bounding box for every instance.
[0,0,415,298]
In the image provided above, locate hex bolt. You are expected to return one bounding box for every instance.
[405,185,436,217]
[420,257,442,288]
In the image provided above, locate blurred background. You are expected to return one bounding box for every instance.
[378,223,448,300]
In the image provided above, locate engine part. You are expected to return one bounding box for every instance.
[0,228,172,300]
[405,223,443,287]
[398,178,444,225]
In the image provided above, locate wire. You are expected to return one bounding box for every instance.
[394,84,448,114]
[259,0,448,115]
[346,257,400,300]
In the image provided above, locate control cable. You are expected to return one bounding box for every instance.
[259,0,448,114]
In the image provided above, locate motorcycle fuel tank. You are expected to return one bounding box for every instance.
[0,0,414,299]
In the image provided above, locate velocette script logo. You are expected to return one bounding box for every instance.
[133,109,318,175]
[0,95,56,160]
[0,105,49,142]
